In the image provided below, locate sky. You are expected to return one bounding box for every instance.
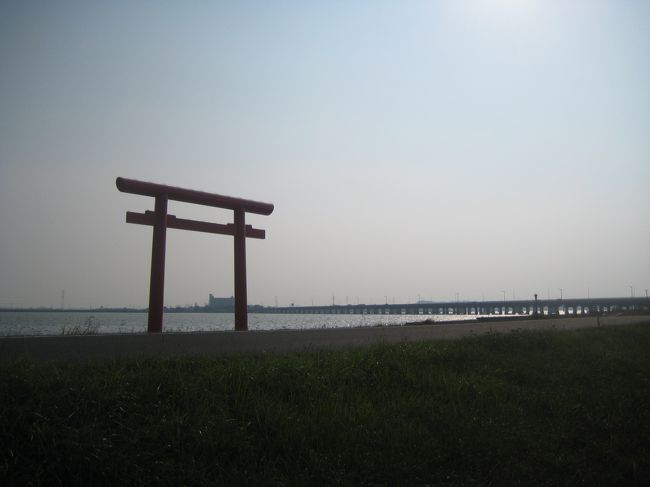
[1,0,649,309]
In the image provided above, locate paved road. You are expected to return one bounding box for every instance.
[1,315,648,363]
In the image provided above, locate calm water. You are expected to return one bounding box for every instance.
[0,311,475,336]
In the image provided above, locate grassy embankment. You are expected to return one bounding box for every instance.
[2,323,649,485]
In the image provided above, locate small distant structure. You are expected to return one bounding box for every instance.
[117,177,273,332]
[208,294,235,310]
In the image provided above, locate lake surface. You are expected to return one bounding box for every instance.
[0,311,475,336]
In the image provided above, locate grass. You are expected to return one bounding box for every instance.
[2,323,650,485]
[60,316,100,335]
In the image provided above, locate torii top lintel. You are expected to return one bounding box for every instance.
[116,177,274,216]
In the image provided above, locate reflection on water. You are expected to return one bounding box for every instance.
[0,311,475,336]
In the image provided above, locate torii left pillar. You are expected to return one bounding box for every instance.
[233,209,247,330]
[149,195,168,333]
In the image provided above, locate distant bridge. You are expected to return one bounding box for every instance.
[265,296,649,317]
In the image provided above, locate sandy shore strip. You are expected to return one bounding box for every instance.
[1,315,648,363]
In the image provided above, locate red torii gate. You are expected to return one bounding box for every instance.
[116,177,274,332]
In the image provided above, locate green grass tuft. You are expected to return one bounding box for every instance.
[2,323,650,485]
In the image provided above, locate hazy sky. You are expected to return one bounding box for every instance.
[1,0,648,308]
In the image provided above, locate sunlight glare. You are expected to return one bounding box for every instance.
[460,0,538,19]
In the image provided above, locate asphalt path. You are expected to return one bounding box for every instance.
[1,315,648,363]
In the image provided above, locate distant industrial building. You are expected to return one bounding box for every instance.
[208,294,235,310]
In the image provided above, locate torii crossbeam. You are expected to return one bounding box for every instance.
[116,177,274,332]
